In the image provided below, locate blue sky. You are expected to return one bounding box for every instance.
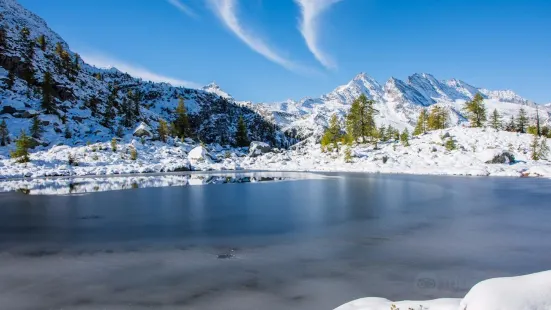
[19,0,551,103]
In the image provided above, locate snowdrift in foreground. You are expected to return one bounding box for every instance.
[335,270,551,310]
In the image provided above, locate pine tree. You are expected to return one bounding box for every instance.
[535,106,542,136]
[321,113,342,152]
[158,119,169,142]
[344,146,352,163]
[64,125,72,139]
[73,53,80,72]
[505,115,516,132]
[490,109,502,130]
[400,129,410,146]
[10,130,31,163]
[30,116,43,139]
[235,116,249,147]
[531,134,540,160]
[463,93,486,127]
[37,34,46,51]
[378,126,387,142]
[172,97,190,138]
[0,26,7,52]
[20,27,35,85]
[4,67,15,89]
[516,108,528,133]
[413,108,429,135]
[102,86,117,128]
[540,138,550,160]
[0,119,9,146]
[41,71,56,114]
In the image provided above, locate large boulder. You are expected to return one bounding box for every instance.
[188,146,214,164]
[477,149,515,164]
[133,122,152,137]
[249,141,271,157]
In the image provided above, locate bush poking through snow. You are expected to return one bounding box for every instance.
[111,138,117,152]
[130,147,138,161]
[344,146,353,163]
[445,138,456,151]
[68,153,77,166]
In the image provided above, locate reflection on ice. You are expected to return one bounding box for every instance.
[0,172,323,195]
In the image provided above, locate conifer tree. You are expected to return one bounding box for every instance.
[530,134,541,160]
[378,126,387,142]
[0,119,9,146]
[463,93,486,127]
[102,86,117,128]
[505,115,516,132]
[427,106,449,130]
[413,108,429,135]
[4,68,15,89]
[516,108,528,133]
[172,97,190,138]
[73,53,80,72]
[64,125,72,139]
[20,27,35,85]
[400,129,410,146]
[30,116,43,139]
[10,130,31,163]
[321,113,342,152]
[490,108,502,130]
[346,94,378,143]
[158,119,169,142]
[535,106,542,136]
[111,137,117,152]
[0,26,7,52]
[37,34,46,51]
[55,42,63,57]
[41,71,56,114]
[235,116,249,147]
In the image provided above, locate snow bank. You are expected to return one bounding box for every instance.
[335,270,551,310]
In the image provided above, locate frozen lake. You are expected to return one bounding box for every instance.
[1,172,551,310]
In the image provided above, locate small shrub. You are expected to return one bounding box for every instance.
[92,154,99,161]
[344,146,352,163]
[225,151,231,159]
[445,139,456,151]
[68,153,78,166]
[130,148,138,161]
[111,138,117,152]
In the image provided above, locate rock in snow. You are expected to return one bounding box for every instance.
[132,122,153,137]
[249,141,272,157]
[187,146,213,164]
[335,270,551,310]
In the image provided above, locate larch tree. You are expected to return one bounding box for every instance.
[463,93,486,127]
[427,106,449,130]
[37,34,46,51]
[413,108,429,135]
[346,94,378,143]
[157,119,169,142]
[400,128,410,146]
[321,113,342,152]
[10,130,31,163]
[30,116,43,139]
[172,97,191,139]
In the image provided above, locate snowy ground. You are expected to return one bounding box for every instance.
[335,270,551,310]
[1,127,550,180]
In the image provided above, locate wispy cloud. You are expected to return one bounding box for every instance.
[80,52,202,89]
[295,0,342,69]
[208,0,306,73]
[167,0,198,18]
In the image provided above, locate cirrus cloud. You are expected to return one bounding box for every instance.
[295,0,343,69]
[80,52,202,89]
[208,0,309,73]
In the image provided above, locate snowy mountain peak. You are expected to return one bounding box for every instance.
[322,72,384,103]
[202,82,232,99]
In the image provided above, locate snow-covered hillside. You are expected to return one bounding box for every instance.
[255,72,551,140]
[0,0,289,150]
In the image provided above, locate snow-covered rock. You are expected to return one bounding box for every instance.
[187,146,213,164]
[459,270,551,310]
[335,270,551,310]
[334,298,460,310]
[476,149,515,164]
[132,122,153,137]
[249,141,271,157]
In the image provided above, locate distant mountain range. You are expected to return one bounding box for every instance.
[0,0,549,147]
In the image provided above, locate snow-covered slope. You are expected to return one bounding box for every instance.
[256,72,550,140]
[0,0,290,152]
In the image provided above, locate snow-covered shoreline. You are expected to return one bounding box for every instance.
[1,127,551,180]
[335,270,551,310]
